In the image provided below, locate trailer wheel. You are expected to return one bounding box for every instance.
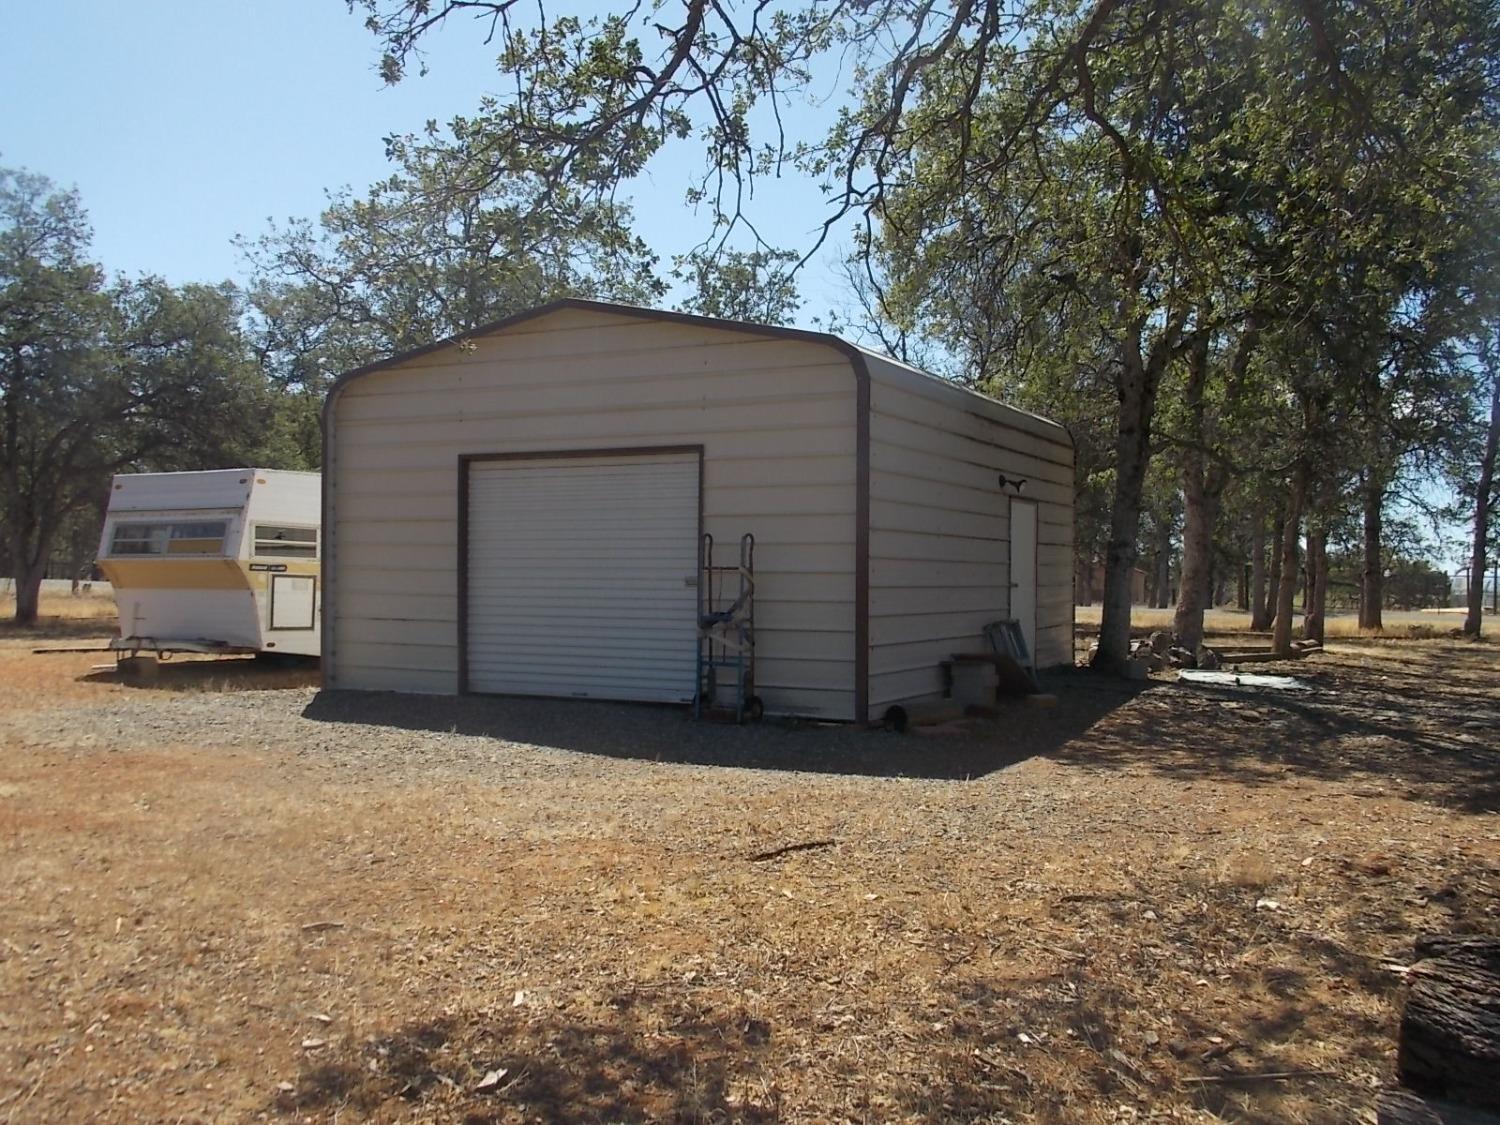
[743,695,765,723]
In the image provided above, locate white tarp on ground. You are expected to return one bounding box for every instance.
[1178,669,1311,692]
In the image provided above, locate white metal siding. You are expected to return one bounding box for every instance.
[465,453,699,702]
[1009,499,1039,660]
[863,354,1074,716]
[107,469,253,513]
[327,307,858,717]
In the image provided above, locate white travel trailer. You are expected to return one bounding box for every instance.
[97,469,322,658]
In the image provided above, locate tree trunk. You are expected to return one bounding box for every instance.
[1075,556,1094,605]
[4,481,55,627]
[1095,306,1188,671]
[1464,376,1499,638]
[1396,935,1500,1111]
[1272,465,1307,655]
[1249,502,1268,627]
[1172,327,1215,652]
[1257,507,1284,631]
[1375,1088,1500,1125]
[1361,470,1387,632]
[1174,474,1219,652]
[1305,526,1328,644]
[1150,517,1173,608]
[10,552,44,625]
[1095,390,1153,670]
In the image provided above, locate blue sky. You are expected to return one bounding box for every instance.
[1,0,847,319]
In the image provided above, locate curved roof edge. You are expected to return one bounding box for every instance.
[324,297,1069,445]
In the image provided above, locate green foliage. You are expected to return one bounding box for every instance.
[242,122,665,398]
[674,248,800,325]
[241,121,668,466]
[864,0,1498,629]
[1,167,281,620]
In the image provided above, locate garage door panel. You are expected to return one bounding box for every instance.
[465,452,699,703]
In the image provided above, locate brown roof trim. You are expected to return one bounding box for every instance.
[325,297,877,402]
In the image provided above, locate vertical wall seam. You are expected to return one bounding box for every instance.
[456,455,471,694]
[852,357,871,725]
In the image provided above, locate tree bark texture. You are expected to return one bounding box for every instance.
[1095,382,1154,670]
[1272,463,1307,655]
[1075,556,1094,605]
[1464,376,1499,637]
[1256,508,1283,631]
[1305,526,1328,643]
[1249,502,1268,628]
[6,518,54,625]
[1142,507,1172,608]
[1396,935,1500,1111]
[1173,470,1220,651]
[1172,328,1217,652]
[1094,303,1187,672]
[1376,1088,1500,1124]
[1151,518,1173,608]
[1361,470,1387,631]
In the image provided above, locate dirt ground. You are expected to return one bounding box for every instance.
[0,620,1496,1124]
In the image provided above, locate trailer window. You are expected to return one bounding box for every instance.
[110,521,228,556]
[253,525,318,558]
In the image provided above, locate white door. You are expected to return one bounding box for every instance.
[1009,498,1038,663]
[465,451,700,702]
[269,574,317,630]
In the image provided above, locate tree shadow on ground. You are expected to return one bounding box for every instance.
[272,1003,782,1123]
[907,884,1408,1124]
[300,669,1145,781]
[1052,646,1500,814]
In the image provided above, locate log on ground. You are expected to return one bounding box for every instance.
[1377,1088,1500,1124]
[1396,935,1500,1111]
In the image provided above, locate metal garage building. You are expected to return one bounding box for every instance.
[323,299,1073,723]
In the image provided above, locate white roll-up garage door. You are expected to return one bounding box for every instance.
[465,451,700,702]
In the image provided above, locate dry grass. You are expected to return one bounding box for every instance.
[0,589,117,620]
[0,588,118,644]
[1,641,1497,1123]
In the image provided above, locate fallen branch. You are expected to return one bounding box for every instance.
[300,920,346,932]
[748,839,837,862]
[1182,1069,1334,1085]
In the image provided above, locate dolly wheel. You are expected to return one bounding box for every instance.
[744,695,765,722]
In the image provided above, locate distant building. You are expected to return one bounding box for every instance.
[1448,567,1499,612]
